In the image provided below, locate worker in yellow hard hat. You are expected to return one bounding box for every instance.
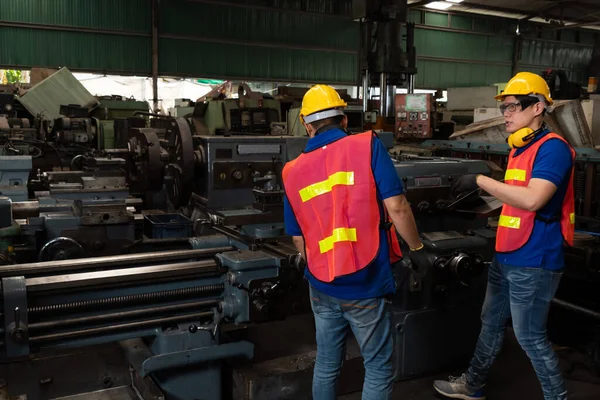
[495,71,554,105]
[434,72,574,400]
[298,84,348,126]
[282,84,428,399]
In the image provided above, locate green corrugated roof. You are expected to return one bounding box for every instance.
[18,67,98,121]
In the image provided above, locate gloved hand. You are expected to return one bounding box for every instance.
[450,174,481,198]
[407,245,432,275]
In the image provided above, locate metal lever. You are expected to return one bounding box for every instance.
[188,311,221,339]
[233,282,252,294]
[11,306,27,343]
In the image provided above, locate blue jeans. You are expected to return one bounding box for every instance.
[309,285,394,400]
[466,258,566,400]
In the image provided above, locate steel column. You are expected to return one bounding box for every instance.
[362,70,370,112]
[380,72,388,118]
[152,0,159,112]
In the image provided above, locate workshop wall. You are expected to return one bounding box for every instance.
[157,0,358,83]
[0,1,596,87]
[410,10,596,89]
[0,0,358,84]
[0,0,152,74]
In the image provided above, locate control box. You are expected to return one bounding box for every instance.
[395,94,433,139]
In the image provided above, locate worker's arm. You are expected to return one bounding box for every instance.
[284,195,306,259]
[292,236,306,260]
[476,139,573,212]
[371,136,423,250]
[383,194,423,250]
[476,175,557,212]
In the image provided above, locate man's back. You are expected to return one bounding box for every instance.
[283,128,404,299]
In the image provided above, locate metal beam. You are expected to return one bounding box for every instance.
[521,3,564,21]
[185,0,351,19]
[159,33,357,54]
[408,0,430,8]
[539,19,600,31]
[0,20,148,37]
[410,0,600,24]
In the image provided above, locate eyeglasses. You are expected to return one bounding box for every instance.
[499,102,522,114]
[499,98,539,114]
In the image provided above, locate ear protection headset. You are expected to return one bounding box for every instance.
[507,124,546,149]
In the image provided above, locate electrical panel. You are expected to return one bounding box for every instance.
[395,94,433,139]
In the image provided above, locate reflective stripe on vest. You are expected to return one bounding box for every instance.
[504,169,527,182]
[282,131,383,283]
[300,171,354,202]
[495,133,576,252]
[319,227,357,253]
[498,215,520,229]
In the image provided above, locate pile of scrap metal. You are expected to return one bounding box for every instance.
[0,115,501,399]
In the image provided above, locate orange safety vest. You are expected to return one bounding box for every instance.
[282,131,402,283]
[496,133,575,253]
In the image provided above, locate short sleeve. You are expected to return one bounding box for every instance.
[283,195,302,236]
[531,139,573,187]
[371,136,404,199]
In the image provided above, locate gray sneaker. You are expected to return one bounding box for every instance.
[433,373,486,400]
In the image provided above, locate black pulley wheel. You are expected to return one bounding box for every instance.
[127,128,164,191]
[164,119,195,207]
[165,163,192,208]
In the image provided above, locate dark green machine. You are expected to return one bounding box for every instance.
[90,96,150,150]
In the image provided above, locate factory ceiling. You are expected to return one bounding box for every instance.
[408,0,600,31]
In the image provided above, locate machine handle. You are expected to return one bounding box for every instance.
[139,341,254,377]
[14,307,19,329]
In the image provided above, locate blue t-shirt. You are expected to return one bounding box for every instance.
[495,130,573,270]
[283,128,404,299]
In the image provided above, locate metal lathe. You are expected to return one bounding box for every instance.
[0,116,498,399]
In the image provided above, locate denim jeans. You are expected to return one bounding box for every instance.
[309,285,394,400]
[466,257,566,400]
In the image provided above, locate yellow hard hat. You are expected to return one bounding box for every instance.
[495,72,553,105]
[300,84,347,124]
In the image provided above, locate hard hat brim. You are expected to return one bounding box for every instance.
[303,108,345,124]
[495,92,553,106]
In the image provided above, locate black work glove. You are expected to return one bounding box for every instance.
[450,174,480,198]
[406,245,433,276]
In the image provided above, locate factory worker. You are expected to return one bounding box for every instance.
[282,84,429,400]
[434,72,575,400]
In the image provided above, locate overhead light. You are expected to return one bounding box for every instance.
[425,1,454,10]
[446,0,463,3]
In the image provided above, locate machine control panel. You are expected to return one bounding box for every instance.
[395,94,433,139]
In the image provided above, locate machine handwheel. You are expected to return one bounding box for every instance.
[38,237,85,262]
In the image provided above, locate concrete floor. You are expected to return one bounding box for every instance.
[340,329,600,400]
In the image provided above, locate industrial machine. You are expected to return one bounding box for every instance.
[0,115,502,399]
[167,82,285,137]
[0,69,152,183]
[395,93,436,140]
[355,0,417,131]
[90,95,151,150]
